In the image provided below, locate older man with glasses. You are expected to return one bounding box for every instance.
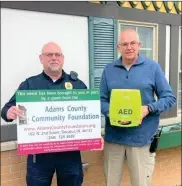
[100,29,176,186]
[1,42,87,186]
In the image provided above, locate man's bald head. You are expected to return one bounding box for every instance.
[117,29,141,64]
[39,42,64,79]
[119,29,140,43]
[41,42,62,54]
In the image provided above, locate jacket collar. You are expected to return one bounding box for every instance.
[114,54,145,67]
[42,70,66,81]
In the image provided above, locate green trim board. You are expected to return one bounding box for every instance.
[158,130,181,149]
[157,123,181,150]
[159,123,181,133]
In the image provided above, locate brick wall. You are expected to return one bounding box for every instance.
[1,147,181,186]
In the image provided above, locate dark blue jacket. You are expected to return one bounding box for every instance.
[1,70,87,122]
[100,55,176,146]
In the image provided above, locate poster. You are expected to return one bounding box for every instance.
[16,89,102,155]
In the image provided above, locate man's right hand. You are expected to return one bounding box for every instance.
[7,106,22,120]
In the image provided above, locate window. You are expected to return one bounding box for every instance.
[118,21,158,60]
[178,28,181,113]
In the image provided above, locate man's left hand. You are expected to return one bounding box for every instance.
[142,105,149,118]
[140,105,149,124]
[91,136,104,151]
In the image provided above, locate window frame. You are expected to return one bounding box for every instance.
[117,20,158,61]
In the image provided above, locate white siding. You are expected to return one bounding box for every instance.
[165,25,171,82]
[1,8,89,125]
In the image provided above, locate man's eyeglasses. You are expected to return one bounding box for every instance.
[42,53,63,58]
[118,41,139,49]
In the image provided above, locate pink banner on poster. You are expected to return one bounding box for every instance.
[18,138,102,155]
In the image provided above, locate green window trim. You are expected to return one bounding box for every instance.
[88,16,118,89]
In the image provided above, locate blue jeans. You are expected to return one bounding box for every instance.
[26,151,83,186]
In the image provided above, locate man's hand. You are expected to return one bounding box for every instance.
[91,136,104,151]
[142,105,149,118]
[7,106,22,120]
[140,105,149,124]
[118,106,149,126]
[100,136,104,150]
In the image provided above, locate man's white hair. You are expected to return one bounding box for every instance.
[120,29,140,42]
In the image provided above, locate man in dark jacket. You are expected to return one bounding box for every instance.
[1,42,87,186]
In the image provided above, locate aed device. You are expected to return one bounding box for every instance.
[109,89,142,127]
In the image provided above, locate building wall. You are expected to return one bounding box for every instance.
[1,8,90,126]
[1,146,181,186]
[1,1,181,139]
